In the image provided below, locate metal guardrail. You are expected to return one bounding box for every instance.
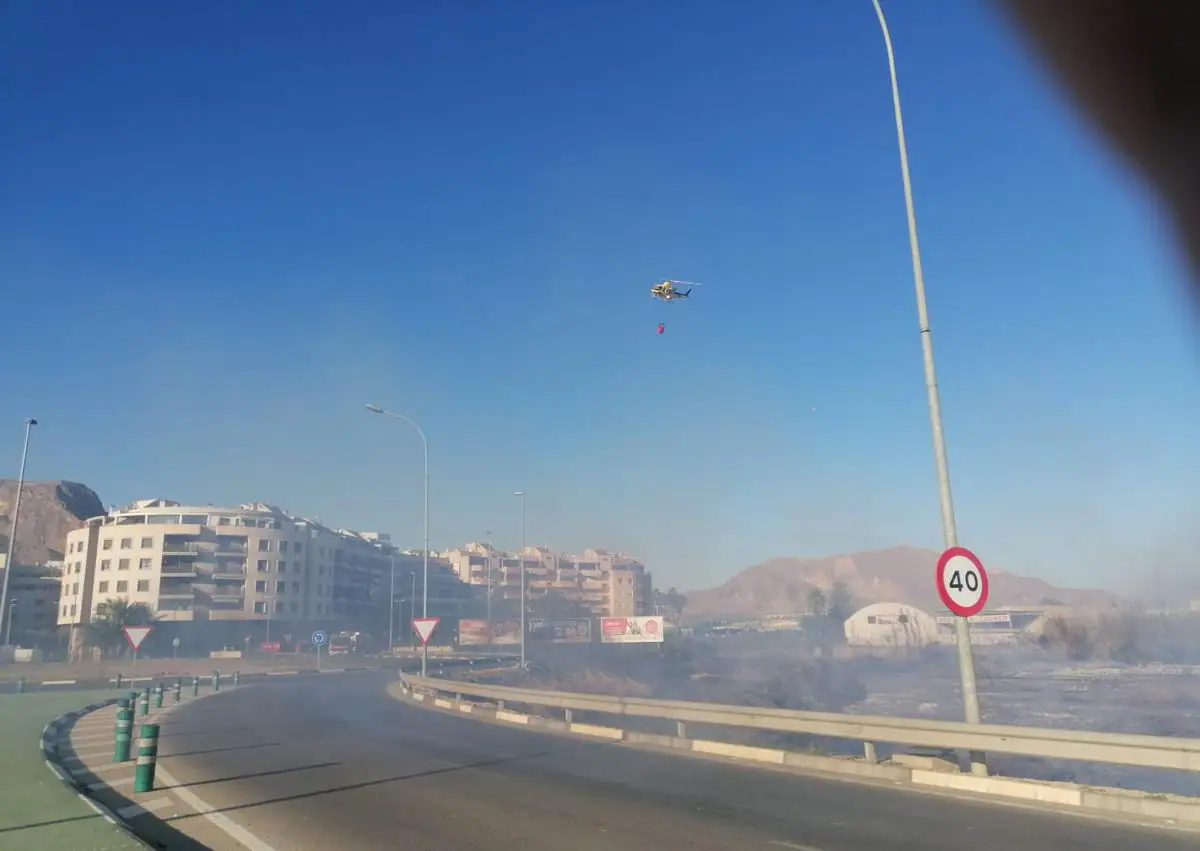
[406,675,1200,774]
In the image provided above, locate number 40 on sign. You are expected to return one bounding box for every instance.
[935,546,989,618]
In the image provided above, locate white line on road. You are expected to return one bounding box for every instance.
[153,763,279,851]
[70,744,118,758]
[71,732,115,743]
[769,842,825,851]
[87,776,135,791]
[116,797,173,819]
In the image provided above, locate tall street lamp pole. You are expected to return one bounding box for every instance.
[388,549,396,653]
[871,0,982,767]
[366,405,430,676]
[484,530,493,638]
[0,418,37,647]
[512,492,526,668]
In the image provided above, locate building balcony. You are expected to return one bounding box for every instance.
[162,540,204,555]
[161,563,199,577]
[158,589,195,600]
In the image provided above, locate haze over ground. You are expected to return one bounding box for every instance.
[2,1,1196,597]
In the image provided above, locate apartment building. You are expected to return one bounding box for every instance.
[0,555,62,648]
[58,499,407,653]
[442,544,651,618]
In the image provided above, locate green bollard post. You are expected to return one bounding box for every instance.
[233,670,240,686]
[132,723,160,793]
[114,700,133,762]
[127,690,140,709]
[138,689,150,717]
[173,679,182,703]
[212,671,220,692]
[192,676,199,697]
[153,684,164,709]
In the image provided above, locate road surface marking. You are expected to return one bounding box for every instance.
[71,744,118,757]
[116,797,172,819]
[770,842,824,851]
[154,763,279,851]
[72,731,115,743]
[87,776,135,791]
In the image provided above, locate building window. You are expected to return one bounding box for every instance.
[139,558,152,570]
[102,539,112,550]
[140,536,153,548]
[291,582,300,593]
[62,605,68,617]
[279,541,288,553]
[278,561,287,573]
[118,559,130,570]
[257,559,269,572]
[70,604,77,616]
[255,580,266,592]
[294,542,303,553]
[100,559,111,571]
[72,583,79,594]
[98,581,109,593]
[276,581,286,594]
[253,601,267,614]
[258,539,271,552]
[120,538,132,549]
[867,616,877,624]
[137,580,150,592]
[116,581,128,592]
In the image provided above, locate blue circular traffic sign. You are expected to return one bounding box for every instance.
[311,630,328,646]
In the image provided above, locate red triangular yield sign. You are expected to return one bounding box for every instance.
[411,617,439,646]
[123,625,153,652]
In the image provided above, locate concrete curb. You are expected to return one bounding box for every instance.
[41,698,155,850]
[390,678,1200,832]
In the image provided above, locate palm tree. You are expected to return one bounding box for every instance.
[85,598,156,658]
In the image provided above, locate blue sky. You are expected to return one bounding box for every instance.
[2,1,1197,595]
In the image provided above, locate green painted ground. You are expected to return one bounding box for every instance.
[0,689,143,851]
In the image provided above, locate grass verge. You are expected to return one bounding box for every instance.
[0,689,143,851]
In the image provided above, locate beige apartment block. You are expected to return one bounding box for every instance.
[58,499,412,655]
[442,544,652,618]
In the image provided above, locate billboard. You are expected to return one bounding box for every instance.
[528,618,592,644]
[458,618,521,646]
[600,615,664,644]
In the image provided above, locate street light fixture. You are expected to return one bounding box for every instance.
[0,418,37,648]
[871,0,982,764]
[512,491,526,668]
[366,404,430,676]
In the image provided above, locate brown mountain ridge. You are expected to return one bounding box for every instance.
[683,545,1119,620]
[0,480,105,565]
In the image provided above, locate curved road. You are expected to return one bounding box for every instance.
[146,672,1194,851]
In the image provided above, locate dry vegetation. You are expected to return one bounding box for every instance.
[1037,612,1200,664]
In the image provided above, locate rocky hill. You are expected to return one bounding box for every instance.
[684,545,1119,620]
[0,480,105,564]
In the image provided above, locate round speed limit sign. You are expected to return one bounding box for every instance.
[936,546,989,617]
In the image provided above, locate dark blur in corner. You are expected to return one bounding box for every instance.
[999,1,1200,294]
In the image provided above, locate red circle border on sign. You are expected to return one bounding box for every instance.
[935,546,989,618]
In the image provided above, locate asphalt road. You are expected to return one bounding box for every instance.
[151,672,1196,851]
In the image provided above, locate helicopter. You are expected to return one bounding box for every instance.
[650,280,702,302]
